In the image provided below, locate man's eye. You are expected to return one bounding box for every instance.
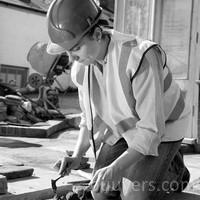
[71,46,80,52]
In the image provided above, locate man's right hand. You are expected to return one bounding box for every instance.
[53,156,81,176]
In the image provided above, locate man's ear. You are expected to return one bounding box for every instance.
[92,27,102,42]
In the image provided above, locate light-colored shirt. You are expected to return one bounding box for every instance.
[71,30,190,156]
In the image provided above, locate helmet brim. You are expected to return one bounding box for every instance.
[46,41,66,55]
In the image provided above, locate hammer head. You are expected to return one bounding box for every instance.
[51,175,63,193]
[51,179,57,193]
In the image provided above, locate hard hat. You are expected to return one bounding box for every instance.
[47,0,102,54]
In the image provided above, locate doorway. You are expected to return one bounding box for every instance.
[114,0,200,143]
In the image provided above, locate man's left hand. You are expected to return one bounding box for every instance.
[89,165,121,193]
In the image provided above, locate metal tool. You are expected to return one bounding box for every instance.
[51,175,63,194]
[51,176,93,200]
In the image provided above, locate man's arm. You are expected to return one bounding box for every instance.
[110,146,144,172]
[55,126,90,175]
[72,126,90,159]
[90,146,144,193]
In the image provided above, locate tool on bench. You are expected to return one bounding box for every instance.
[51,175,93,200]
[51,175,62,193]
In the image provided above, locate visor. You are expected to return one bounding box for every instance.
[46,41,66,55]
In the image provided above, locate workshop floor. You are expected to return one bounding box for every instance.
[0,91,199,199]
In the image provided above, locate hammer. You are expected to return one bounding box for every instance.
[51,175,63,199]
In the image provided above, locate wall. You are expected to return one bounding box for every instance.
[0,4,76,90]
[0,4,48,73]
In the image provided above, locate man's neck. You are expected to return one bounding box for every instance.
[96,33,110,64]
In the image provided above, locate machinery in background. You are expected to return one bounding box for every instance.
[0,43,71,126]
[25,42,72,122]
[27,52,70,110]
[0,0,115,127]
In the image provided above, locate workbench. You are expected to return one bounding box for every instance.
[0,168,92,200]
[0,113,81,138]
[0,167,200,200]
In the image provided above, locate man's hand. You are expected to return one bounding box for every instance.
[89,147,144,193]
[89,165,121,193]
[53,156,81,176]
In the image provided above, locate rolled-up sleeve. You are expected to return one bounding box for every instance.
[123,48,165,156]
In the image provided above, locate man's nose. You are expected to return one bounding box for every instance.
[72,55,80,61]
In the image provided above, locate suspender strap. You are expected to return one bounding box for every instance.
[88,65,96,160]
[118,42,139,119]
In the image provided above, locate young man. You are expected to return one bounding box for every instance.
[46,0,190,199]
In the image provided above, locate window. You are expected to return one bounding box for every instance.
[157,0,192,79]
[0,65,28,88]
[115,0,154,39]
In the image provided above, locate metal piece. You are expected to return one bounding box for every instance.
[51,175,63,200]
[51,175,63,197]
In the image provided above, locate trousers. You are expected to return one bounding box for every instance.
[92,138,188,200]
